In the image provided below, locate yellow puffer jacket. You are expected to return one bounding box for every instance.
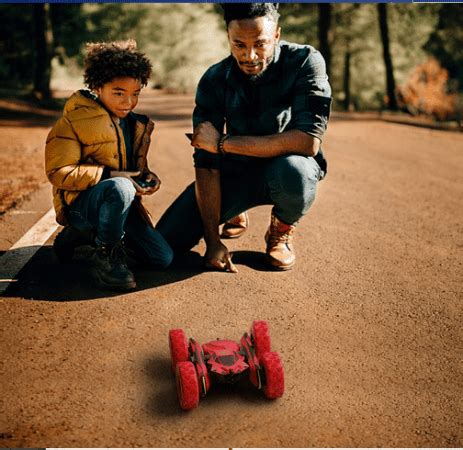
[45,90,155,226]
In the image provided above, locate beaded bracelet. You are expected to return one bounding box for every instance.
[217,134,229,155]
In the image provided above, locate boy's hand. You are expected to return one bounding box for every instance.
[140,172,161,196]
[109,170,147,194]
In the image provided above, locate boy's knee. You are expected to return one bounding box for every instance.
[104,177,136,203]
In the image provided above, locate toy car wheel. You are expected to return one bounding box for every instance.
[169,329,189,373]
[251,320,271,357]
[260,352,284,399]
[176,361,200,410]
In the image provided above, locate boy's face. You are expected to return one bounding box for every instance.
[95,77,142,118]
[227,16,281,80]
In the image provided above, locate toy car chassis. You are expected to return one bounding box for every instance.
[168,320,284,410]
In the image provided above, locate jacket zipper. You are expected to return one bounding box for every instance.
[110,116,124,170]
[134,121,149,170]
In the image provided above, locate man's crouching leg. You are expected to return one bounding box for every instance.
[124,206,174,270]
[264,155,321,270]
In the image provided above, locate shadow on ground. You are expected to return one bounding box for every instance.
[2,245,204,301]
[144,354,269,417]
[231,249,275,272]
[3,247,275,301]
[147,112,191,122]
[0,106,61,128]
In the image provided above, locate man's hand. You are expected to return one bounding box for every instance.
[204,241,238,273]
[191,121,220,153]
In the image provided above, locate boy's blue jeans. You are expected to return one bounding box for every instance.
[156,155,321,254]
[67,177,173,268]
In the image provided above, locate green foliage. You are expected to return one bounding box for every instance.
[0,4,86,90]
[278,4,318,45]
[50,4,85,61]
[389,5,440,85]
[278,4,446,111]
[0,2,460,106]
[83,4,148,44]
[331,4,441,110]
[424,5,463,90]
[58,3,228,92]
[331,4,380,109]
[0,3,228,94]
[124,4,228,92]
[63,3,228,92]
[0,5,35,88]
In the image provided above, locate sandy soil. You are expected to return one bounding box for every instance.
[0,92,462,447]
[0,100,54,213]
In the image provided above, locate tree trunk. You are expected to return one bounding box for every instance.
[318,4,332,79]
[377,3,398,111]
[33,3,53,100]
[343,46,351,111]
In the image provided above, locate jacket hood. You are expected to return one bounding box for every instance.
[63,90,103,116]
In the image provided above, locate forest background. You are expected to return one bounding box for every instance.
[0,3,462,121]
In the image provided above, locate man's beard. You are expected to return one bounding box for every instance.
[241,53,275,82]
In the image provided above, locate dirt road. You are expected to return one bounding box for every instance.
[1,92,462,447]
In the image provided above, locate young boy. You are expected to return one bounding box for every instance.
[45,40,173,291]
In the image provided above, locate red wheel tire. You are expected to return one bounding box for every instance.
[251,320,271,357]
[169,329,189,373]
[176,361,199,410]
[261,352,284,399]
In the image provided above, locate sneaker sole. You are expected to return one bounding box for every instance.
[220,229,247,239]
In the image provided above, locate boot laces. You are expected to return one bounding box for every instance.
[268,226,293,246]
[109,241,129,266]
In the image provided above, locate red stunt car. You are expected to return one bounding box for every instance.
[168,320,284,410]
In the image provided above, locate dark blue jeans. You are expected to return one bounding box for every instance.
[156,155,321,254]
[68,177,173,269]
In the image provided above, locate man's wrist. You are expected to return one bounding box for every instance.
[204,227,221,244]
[205,237,224,255]
[217,134,229,155]
[204,235,222,249]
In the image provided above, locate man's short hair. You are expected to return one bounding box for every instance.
[222,3,280,27]
[83,39,152,90]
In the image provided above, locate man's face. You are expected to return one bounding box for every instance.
[95,77,142,118]
[227,16,281,80]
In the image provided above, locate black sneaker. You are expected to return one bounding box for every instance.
[54,226,95,263]
[90,241,136,291]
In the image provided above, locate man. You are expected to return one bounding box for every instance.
[156,3,331,272]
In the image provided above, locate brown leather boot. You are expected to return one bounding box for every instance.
[264,211,296,270]
[221,212,249,239]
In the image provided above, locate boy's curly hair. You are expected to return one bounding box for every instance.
[83,39,152,90]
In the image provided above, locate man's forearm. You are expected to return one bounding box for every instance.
[195,167,222,246]
[222,129,320,158]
